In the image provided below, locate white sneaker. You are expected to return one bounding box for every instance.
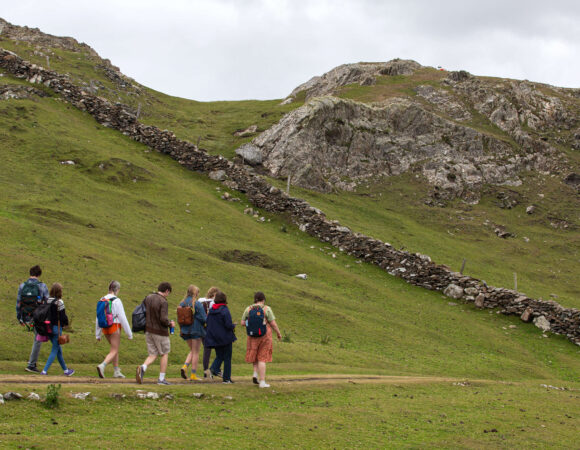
[96,363,105,379]
[113,370,125,379]
[259,381,270,388]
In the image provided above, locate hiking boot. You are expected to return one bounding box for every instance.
[113,369,125,379]
[180,366,188,380]
[253,376,259,385]
[211,370,223,378]
[136,365,144,384]
[25,366,40,374]
[222,379,235,384]
[204,369,211,379]
[157,379,171,385]
[64,369,75,377]
[190,373,200,381]
[259,381,270,388]
[96,363,105,378]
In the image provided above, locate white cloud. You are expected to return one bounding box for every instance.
[2,0,579,100]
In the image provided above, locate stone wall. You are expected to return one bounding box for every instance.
[1,48,578,345]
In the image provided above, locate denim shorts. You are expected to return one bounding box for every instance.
[180,333,202,341]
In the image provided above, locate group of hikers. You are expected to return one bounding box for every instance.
[16,265,282,387]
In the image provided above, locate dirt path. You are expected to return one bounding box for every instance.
[0,373,484,386]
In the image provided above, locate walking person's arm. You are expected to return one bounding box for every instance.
[16,283,23,323]
[114,299,133,339]
[269,320,282,341]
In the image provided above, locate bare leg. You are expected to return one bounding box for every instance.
[184,339,194,365]
[190,339,202,372]
[258,361,266,382]
[103,332,121,366]
[143,354,157,367]
[159,353,169,374]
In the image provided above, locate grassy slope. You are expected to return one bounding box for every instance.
[0,75,579,382]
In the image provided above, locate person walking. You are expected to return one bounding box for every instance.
[17,265,49,373]
[205,291,236,384]
[96,280,133,378]
[41,283,74,376]
[178,285,207,381]
[198,286,218,379]
[241,291,282,388]
[136,282,175,385]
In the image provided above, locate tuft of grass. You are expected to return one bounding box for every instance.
[43,384,61,409]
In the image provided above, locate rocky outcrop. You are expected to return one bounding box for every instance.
[1,47,578,346]
[285,59,421,102]
[248,96,558,199]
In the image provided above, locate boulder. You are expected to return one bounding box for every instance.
[533,315,551,332]
[520,308,534,322]
[3,392,22,401]
[235,143,262,165]
[444,284,464,299]
[474,293,485,308]
[208,170,226,181]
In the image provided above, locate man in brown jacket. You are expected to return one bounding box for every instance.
[136,282,175,385]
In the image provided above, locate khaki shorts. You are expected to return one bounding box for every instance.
[145,332,171,356]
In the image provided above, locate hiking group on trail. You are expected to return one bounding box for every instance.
[16,265,282,387]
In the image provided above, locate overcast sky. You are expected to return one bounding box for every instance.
[2,0,579,101]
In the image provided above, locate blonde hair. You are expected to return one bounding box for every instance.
[206,286,219,299]
[183,285,200,302]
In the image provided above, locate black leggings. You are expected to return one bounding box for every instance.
[202,342,212,370]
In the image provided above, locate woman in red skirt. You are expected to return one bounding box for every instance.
[241,291,282,388]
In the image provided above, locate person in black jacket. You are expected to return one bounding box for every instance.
[204,291,236,383]
[41,283,74,376]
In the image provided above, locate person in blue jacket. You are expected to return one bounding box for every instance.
[204,291,236,384]
[178,285,207,381]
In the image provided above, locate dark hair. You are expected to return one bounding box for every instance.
[157,282,172,293]
[49,282,62,299]
[29,265,42,277]
[214,291,227,304]
[254,291,266,303]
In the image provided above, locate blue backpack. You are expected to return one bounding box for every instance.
[246,305,267,337]
[96,296,116,328]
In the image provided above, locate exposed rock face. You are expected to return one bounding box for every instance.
[286,59,422,102]
[250,96,556,198]
[235,143,262,165]
[239,61,578,201]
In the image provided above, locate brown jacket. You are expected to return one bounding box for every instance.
[144,293,170,336]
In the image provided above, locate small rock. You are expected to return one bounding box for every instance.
[526,205,536,214]
[209,170,227,181]
[71,392,91,400]
[221,192,231,200]
[448,302,458,306]
[464,287,479,296]
[523,237,530,243]
[146,392,159,400]
[520,308,533,322]
[60,160,76,165]
[474,293,485,308]
[3,392,23,401]
[444,284,464,299]
[224,396,234,401]
[295,274,308,280]
[27,393,41,401]
[533,315,551,332]
[0,394,4,405]
[192,393,204,399]
[164,394,174,400]
[110,393,126,400]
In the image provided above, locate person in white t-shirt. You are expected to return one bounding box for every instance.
[95,280,133,378]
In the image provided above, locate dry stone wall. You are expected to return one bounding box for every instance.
[1,48,578,345]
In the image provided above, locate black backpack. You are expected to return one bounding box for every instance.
[245,305,268,337]
[32,301,53,336]
[19,280,41,324]
[131,298,147,333]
